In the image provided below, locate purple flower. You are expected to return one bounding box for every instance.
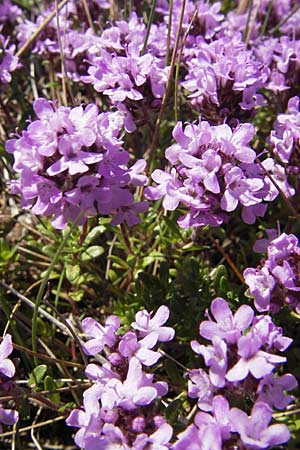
[0,335,15,378]
[0,408,19,434]
[244,233,300,313]
[195,395,232,442]
[200,297,254,344]
[0,0,22,23]
[7,99,148,229]
[229,401,290,449]
[110,201,149,227]
[253,229,278,253]
[257,373,297,410]
[118,331,161,366]
[244,267,276,311]
[251,315,293,352]
[178,150,222,194]
[66,383,103,450]
[145,169,184,211]
[221,166,264,212]
[188,369,215,411]
[226,332,286,382]
[191,337,227,388]
[82,316,120,355]
[146,118,284,228]
[131,306,175,342]
[174,419,222,450]
[181,33,264,123]
[102,357,164,411]
[0,35,18,84]
[133,423,173,450]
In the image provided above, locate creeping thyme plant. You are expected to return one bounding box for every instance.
[1,0,300,448]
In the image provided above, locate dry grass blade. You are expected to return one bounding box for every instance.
[0,416,66,438]
[255,158,298,218]
[208,232,245,284]
[16,0,69,58]
[145,0,187,161]
[55,0,75,105]
[0,281,72,336]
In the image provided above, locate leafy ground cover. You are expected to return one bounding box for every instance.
[1,0,300,448]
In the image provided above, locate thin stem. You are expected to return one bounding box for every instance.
[186,403,198,422]
[16,0,69,58]
[120,222,132,254]
[17,246,52,262]
[105,234,117,280]
[43,297,89,367]
[31,220,80,365]
[260,0,274,36]
[146,0,187,161]
[55,0,75,106]
[0,280,72,337]
[54,266,65,311]
[142,0,158,55]
[159,349,188,371]
[81,0,95,32]
[256,157,298,218]
[245,0,260,45]
[174,8,197,122]
[208,232,245,284]
[165,0,173,65]
[0,416,66,438]
[237,0,249,14]
[243,0,253,43]
[269,2,300,35]
[0,294,32,371]
[5,338,83,368]
[273,406,300,418]
[0,96,14,129]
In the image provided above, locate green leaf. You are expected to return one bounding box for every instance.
[164,360,184,385]
[127,254,137,268]
[85,225,106,244]
[44,375,60,404]
[220,275,228,291]
[58,402,76,412]
[29,365,47,388]
[0,238,17,266]
[108,255,129,269]
[81,245,104,261]
[66,264,81,283]
[69,289,84,302]
[142,253,165,268]
[162,216,182,239]
[165,398,182,422]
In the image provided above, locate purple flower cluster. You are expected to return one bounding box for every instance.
[255,36,300,94]
[145,119,294,228]
[0,335,19,432]
[223,0,300,42]
[175,297,295,449]
[244,232,300,313]
[0,0,22,26]
[6,98,148,229]
[16,2,74,56]
[0,31,18,84]
[269,96,300,173]
[80,12,169,128]
[16,0,109,57]
[66,306,175,449]
[15,5,169,129]
[181,32,265,124]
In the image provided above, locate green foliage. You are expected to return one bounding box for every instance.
[1,0,300,447]
[0,238,18,268]
[29,364,48,389]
